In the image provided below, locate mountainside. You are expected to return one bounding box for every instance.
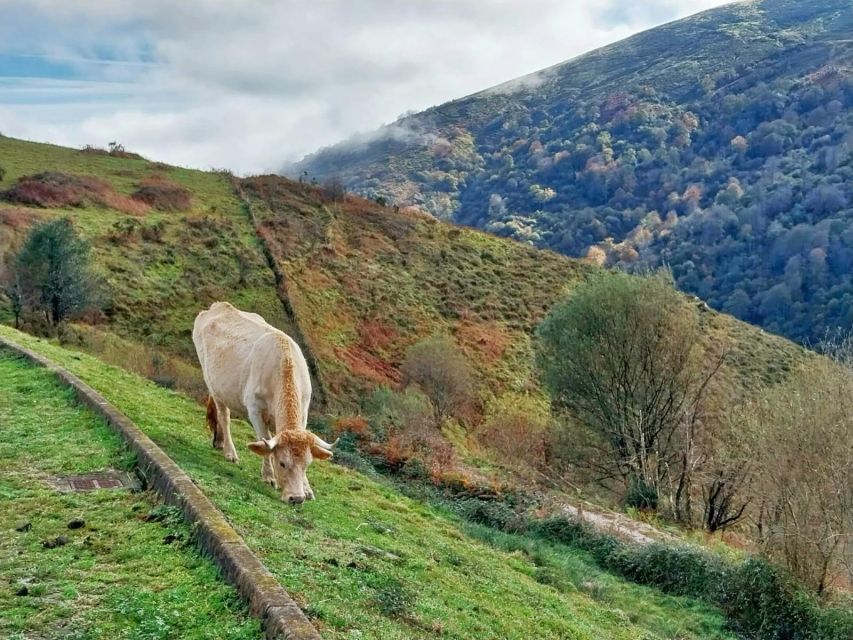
[0,136,805,410]
[292,0,853,345]
[4,137,849,636]
[241,174,803,416]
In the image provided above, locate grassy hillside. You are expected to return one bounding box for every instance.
[0,136,287,370]
[0,326,737,640]
[243,174,805,414]
[0,136,807,410]
[0,350,259,640]
[292,0,853,345]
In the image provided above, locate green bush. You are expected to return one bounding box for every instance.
[625,476,659,511]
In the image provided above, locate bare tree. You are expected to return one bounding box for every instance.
[321,176,346,203]
[401,334,475,425]
[3,272,24,328]
[744,349,853,594]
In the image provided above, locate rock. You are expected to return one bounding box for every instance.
[42,535,69,549]
[67,518,85,530]
[14,522,31,532]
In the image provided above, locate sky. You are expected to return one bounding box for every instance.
[0,1,730,174]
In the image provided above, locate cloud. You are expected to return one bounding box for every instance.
[0,1,730,174]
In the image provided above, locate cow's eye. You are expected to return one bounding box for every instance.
[279,461,287,469]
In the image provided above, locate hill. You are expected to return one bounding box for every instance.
[0,136,290,393]
[291,0,853,346]
[0,136,808,485]
[241,174,806,416]
[0,327,738,640]
[0,136,805,411]
[0,137,847,636]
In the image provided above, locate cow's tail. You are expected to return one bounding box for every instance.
[206,396,223,448]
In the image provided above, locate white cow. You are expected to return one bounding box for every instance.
[192,301,335,503]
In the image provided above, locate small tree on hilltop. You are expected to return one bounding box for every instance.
[536,271,725,519]
[14,218,99,326]
[321,176,346,203]
[401,334,475,425]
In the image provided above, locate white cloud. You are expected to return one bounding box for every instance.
[0,0,729,174]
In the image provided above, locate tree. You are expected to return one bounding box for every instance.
[14,218,98,326]
[743,341,853,594]
[321,176,346,202]
[400,335,474,424]
[536,271,725,518]
[2,272,24,328]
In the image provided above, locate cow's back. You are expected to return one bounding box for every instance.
[193,302,270,407]
[192,302,311,426]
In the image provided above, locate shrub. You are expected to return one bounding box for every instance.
[321,176,346,202]
[400,334,475,424]
[625,477,659,511]
[2,171,109,208]
[132,179,192,211]
[80,143,144,160]
[1,171,147,215]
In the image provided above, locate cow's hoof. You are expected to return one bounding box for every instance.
[225,452,239,463]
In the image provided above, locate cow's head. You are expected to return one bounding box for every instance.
[248,431,336,503]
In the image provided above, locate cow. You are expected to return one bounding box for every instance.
[192,301,335,503]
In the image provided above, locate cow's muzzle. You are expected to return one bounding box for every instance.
[286,495,306,505]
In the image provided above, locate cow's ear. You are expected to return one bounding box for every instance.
[310,444,333,460]
[248,440,274,456]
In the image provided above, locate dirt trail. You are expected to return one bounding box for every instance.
[553,498,677,545]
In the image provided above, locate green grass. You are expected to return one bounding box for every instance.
[0,350,259,640]
[0,325,736,639]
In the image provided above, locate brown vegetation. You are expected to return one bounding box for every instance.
[132,178,192,212]
[1,172,148,215]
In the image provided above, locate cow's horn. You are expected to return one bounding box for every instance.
[312,434,339,450]
[263,436,278,450]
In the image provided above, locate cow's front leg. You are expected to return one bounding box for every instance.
[261,458,277,487]
[216,400,238,463]
[247,405,277,487]
[303,475,315,500]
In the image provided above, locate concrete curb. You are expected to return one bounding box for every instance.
[1,337,321,640]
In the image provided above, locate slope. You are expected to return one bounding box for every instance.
[242,173,805,415]
[0,325,737,640]
[292,0,853,345]
[0,135,288,386]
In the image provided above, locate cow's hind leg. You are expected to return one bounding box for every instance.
[207,396,224,450]
[215,400,238,463]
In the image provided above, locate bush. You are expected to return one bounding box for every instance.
[400,334,475,423]
[1,171,147,214]
[456,510,851,639]
[2,171,109,208]
[321,176,346,202]
[625,477,659,511]
[132,179,191,211]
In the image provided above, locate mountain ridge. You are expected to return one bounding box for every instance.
[292,0,853,345]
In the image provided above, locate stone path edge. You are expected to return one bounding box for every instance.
[0,336,321,640]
